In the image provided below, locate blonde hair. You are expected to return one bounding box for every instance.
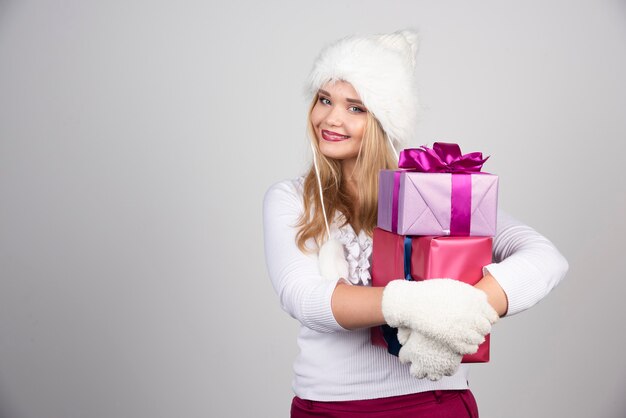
[296,93,398,252]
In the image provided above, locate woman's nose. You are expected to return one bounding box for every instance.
[325,107,343,127]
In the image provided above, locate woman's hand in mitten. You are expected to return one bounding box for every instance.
[396,327,462,381]
[382,279,499,354]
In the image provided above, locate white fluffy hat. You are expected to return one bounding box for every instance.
[306,29,420,150]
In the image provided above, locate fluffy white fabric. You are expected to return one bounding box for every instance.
[397,327,463,381]
[318,238,349,281]
[306,30,420,148]
[382,279,499,354]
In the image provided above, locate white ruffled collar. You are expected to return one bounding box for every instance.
[330,213,372,286]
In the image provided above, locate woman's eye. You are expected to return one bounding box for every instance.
[319,97,331,105]
[349,106,364,113]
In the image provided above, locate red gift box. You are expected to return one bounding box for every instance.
[371,227,492,363]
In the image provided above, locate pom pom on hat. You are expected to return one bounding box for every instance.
[306,29,420,150]
[318,238,349,281]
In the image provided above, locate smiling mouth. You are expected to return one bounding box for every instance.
[322,130,350,142]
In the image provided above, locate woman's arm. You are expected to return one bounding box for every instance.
[263,180,348,333]
[266,179,566,331]
[330,276,507,330]
[474,274,508,316]
[482,210,569,316]
[331,209,568,329]
[330,283,386,329]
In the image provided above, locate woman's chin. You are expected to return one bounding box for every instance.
[319,143,359,161]
[319,150,357,161]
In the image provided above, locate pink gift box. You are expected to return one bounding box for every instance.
[377,170,499,237]
[370,228,493,363]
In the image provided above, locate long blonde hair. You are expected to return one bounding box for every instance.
[296,93,398,252]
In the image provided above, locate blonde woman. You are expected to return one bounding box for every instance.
[263,30,568,417]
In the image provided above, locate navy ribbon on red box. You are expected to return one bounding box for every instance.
[381,236,413,356]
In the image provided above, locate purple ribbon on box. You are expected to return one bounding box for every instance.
[391,142,489,235]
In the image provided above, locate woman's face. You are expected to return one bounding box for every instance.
[310,81,367,164]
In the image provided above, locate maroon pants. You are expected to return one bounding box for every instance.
[291,389,479,418]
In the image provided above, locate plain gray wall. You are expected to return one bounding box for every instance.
[1,0,625,417]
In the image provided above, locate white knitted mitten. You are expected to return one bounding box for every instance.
[318,238,349,281]
[382,279,498,354]
[397,327,463,381]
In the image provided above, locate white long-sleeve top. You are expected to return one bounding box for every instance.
[263,177,569,401]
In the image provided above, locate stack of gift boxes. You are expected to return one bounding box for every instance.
[371,142,499,363]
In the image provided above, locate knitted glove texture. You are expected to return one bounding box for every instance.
[382,279,499,354]
[396,327,462,381]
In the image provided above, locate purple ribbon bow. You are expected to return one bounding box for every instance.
[398,142,489,173]
[391,142,489,236]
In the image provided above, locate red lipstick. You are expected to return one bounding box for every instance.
[321,130,350,142]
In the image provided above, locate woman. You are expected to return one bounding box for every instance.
[263,30,568,417]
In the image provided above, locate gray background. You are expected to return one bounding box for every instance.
[1,0,625,417]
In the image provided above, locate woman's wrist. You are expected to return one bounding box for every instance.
[330,282,386,330]
[474,274,509,317]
